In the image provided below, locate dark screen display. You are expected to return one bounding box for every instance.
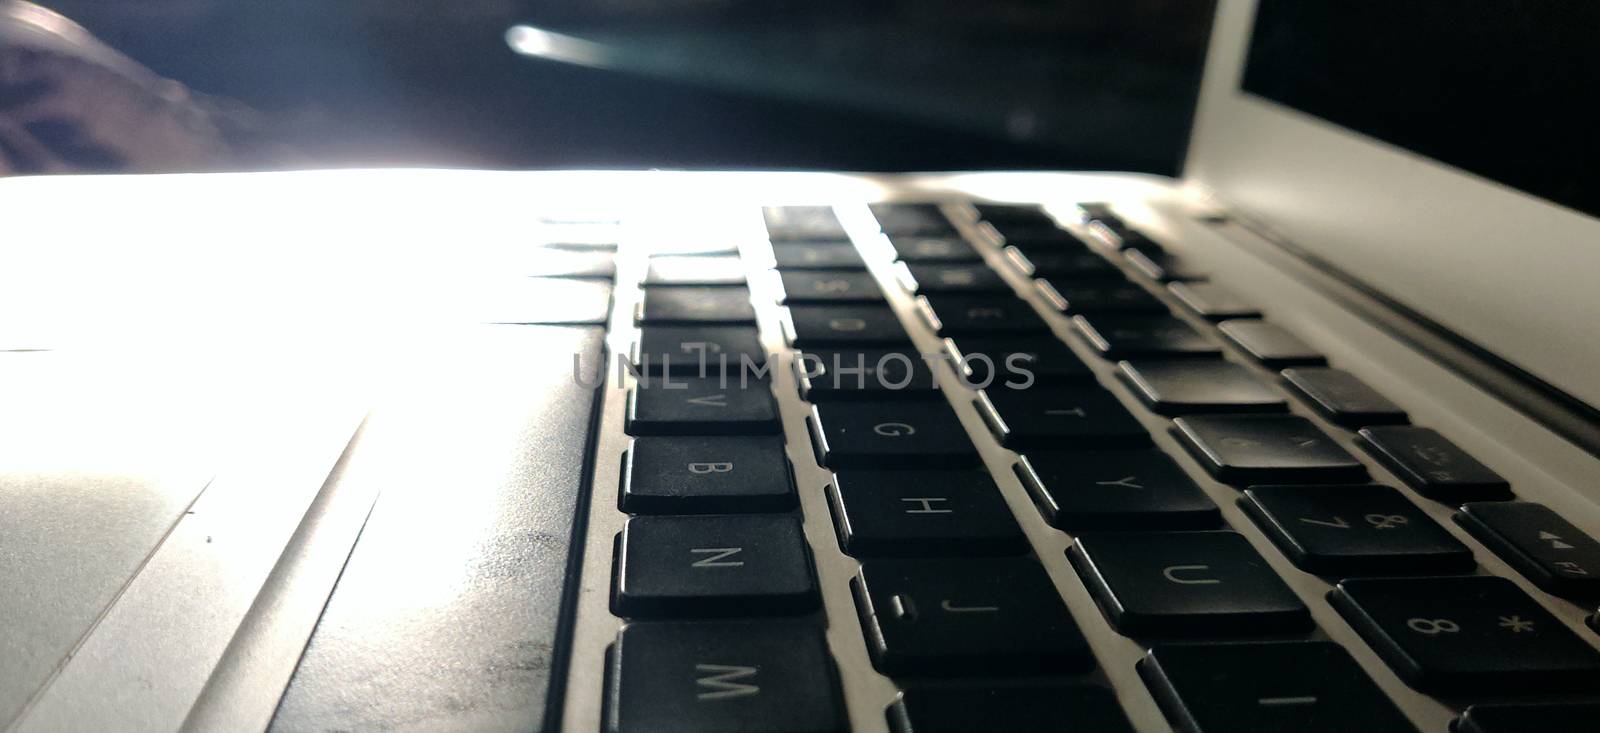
[1241,1,1600,219]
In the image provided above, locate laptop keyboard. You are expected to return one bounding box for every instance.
[599,201,1600,732]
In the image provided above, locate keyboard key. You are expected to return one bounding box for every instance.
[1004,247,1123,278]
[898,263,1010,293]
[809,401,978,468]
[1125,249,1205,282]
[1330,575,1600,693]
[1138,642,1416,733]
[640,286,756,324]
[622,436,795,513]
[1073,315,1220,358]
[853,558,1093,675]
[971,202,1055,226]
[606,621,845,733]
[517,248,617,279]
[614,515,818,617]
[1456,702,1600,733]
[764,205,848,241]
[795,348,938,401]
[1167,281,1259,319]
[988,222,1084,249]
[1281,367,1408,427]
[918,295,1049,335]
[778,270,883,303]
[644,255,747,286]
[945,337,1093,386]
[1173,415,1367,484]
[1016,451,1220,530]
[1038,279,1167,314]
[627,377,780,435]
[1357,426,1512,501]
[1068,531,1311,636]
[1218,320,1326,367]
[828,470,1026,556]
[1077,202,1126,233]
[888,236,979,262]
[785,305,908,346]
[1240,484,1473,575]
[1456,502,1600,598]
[771,241,866,270]
[475,278,614,325]
[888,685,1132,733]
[636,326,766,375]
[977,386,1149,448]
[1117,360,1287,415]
[871,203,955,236]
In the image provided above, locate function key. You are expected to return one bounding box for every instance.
[1281,367,1408,427]
[639,286,756,324]
[644,255,747,286]
[889,235,980,262]
[1068,530,1312,636]
[918,294,1049,335]
[853,558,1093,676]
[635,326,765,375]
[827,469,1026,557]
[1330,575,1600,693]
[606,621,846,733]
[1240,484,1473,575]
[809,401,978,468]
[1016,450,1220,530]
[795,348,938,401]
[889,685,1132,733]
[1117,360,1287,415]
[1138,642,1415,733]
[1038,279,1167,314]
[614,515,818,617]
[785,305,908,346]
[627,377,780,436]
[1173,415,1368,484]
[1126,250,1205,282]
[621,436,795,514]
[1218,320,1326,367]
[945,337,1094,386]
[1167,281,1259,320]
[977,386,1149,448]
[1004,247,1123,279]
[1456,502,1600,599]
[771,241,866,270]
[1456,702,1600,733]
[763,205,848,241]
[1074,315,1220,358]
[871,203,955,236]
[898,263,1011,294]
[1357,426,1512,501]
[777,270,883,303]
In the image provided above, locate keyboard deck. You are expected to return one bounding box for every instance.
[559,198,1600,732]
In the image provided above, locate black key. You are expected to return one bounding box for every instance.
[1039,279,1167,314]
[1016,450,1220,530]
[1240,485,1473,575]
[1126,249,1205,282]
[898,263,1010,293]
[1068,531,1312,636]
[945,337,1094,386]
[977,386,1149,448]
[1077,202,1126,232]
[639,286,756,324]
[918,294,1049,335]
[1167,281,1259,319]
[778,270,883,303]
[519,248,617,279]
[1004,247,1123,278]
[1218,319,1326,367]
[795,348,939,401]
[1457,702,1600,733]
[988,222,1084,249]
[771,241,865,270]
[644,255,747,286]
[888,235,980,262]
[476,278,614,325]
[764,205,848,241]
[606,621,845,733]
[636,326,766,375]
[1281,367,1408,427]
[889,685,1132,733]
[827,470,1026,556]
[785,305,908,346]
[627,377,780,436]
[1456,502,1600,598]
[972,202,1054,226]
[1173,415,1367,484]
[1115,230,1166,255]
[621,436,795,514]
[1118,360,1287,415]
[614,514,818,617]
[853,558,1093,675]
[871,203,955,236]
[1138,642,1416,733]
[1074,315,1220,358]
[1357,426,1512,501]
[1330,575,1600,693]
[809,401,978,468]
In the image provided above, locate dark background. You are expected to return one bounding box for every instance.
[14,1,1214,175]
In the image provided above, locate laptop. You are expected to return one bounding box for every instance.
[3,0,1598,731]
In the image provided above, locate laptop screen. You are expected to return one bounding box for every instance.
[1240,0,1600,220]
